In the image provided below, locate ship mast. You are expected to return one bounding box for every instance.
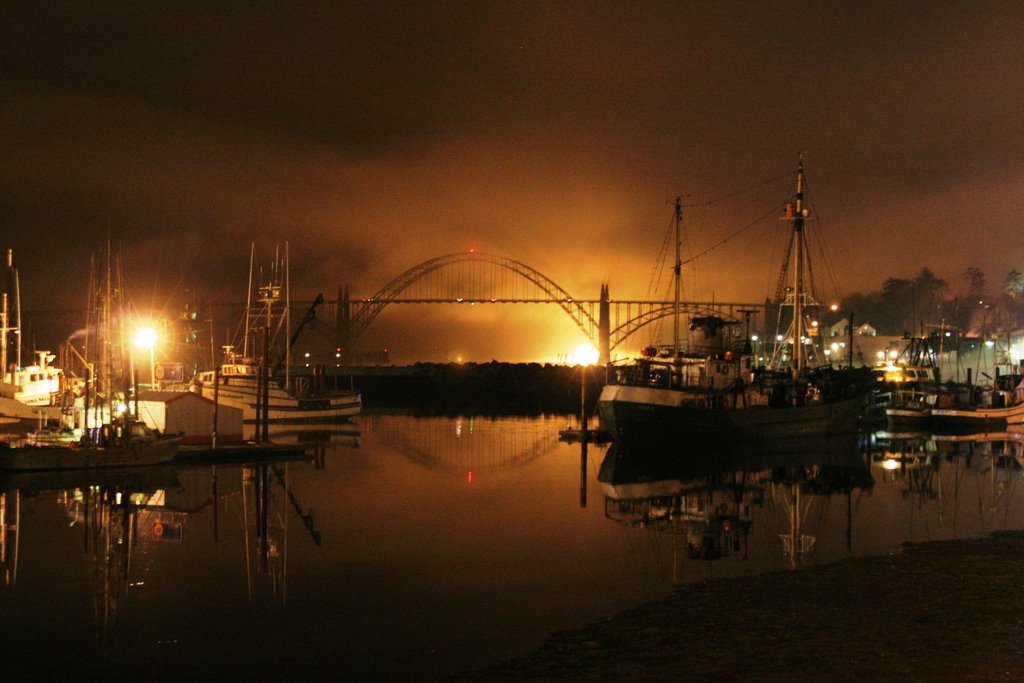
[791,158,806,378]
[673,196,682,360]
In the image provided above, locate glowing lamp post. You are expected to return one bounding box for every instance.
[133,326,158,389]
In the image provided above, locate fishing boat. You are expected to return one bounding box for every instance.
[0,419,182,471]
[881,332,971,430]
[195,245,361,422]
[598,158,872,446]
[2,243,186,472]
[0,250,66,431]
[880,334,1024,434]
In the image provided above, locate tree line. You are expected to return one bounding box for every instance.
[836,266,1024,337]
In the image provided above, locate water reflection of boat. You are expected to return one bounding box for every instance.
[0,463,180,494]
[867,429,1024,521]
[260,420,361,447]
[598,435,872,567]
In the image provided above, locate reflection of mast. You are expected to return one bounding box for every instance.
[1,490,19,586]
[64,485,145,656]
[777,481,815,567]
[242,462,291,603]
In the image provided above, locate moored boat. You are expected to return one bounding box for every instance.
[0,419,182,471]
[196,353,361,422]
[194,244,361,422]
[598,159,872,446]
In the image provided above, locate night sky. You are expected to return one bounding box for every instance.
[3,2,1023,363]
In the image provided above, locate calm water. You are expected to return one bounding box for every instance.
[2,414,1024,679]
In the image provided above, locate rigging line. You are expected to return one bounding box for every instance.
[679,171,793,208]
[681,201,788,267]
[801,182,846,303]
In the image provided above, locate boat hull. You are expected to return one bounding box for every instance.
[598,384,865,446]
[0,435,182,471]
[929,401,1024,434]
[200,383,361,422]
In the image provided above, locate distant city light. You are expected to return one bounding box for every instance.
[570,343,599,366]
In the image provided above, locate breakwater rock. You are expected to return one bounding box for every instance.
[322,362,605,415]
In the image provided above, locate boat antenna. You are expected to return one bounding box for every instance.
[243,242,255,359]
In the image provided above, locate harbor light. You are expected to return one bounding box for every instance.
[133,326,158,388]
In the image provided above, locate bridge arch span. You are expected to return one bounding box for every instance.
[609,304,745,352]
[341,252,599,349]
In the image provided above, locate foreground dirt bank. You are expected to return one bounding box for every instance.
[464,531,1024,681]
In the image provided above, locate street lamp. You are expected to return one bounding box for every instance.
[133,326,158,389]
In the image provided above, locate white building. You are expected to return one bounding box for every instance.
[137,391,243,444]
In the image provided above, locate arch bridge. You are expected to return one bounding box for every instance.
[333,252,763,363]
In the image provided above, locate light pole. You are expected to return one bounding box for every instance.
[133,326,158,389]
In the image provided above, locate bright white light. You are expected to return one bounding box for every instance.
[133,327,157,349]
[985,340,995,348]
[572,343,599,366]
[881,459,901,471]
[751,334,759,341]
[776,335,784,341]
[876,351,885,359]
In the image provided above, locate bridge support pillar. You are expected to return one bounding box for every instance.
[599,283,610,365]
[336,285,351,364]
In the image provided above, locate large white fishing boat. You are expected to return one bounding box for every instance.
[195,244,361,423]
[598,158,872,446]
[196,351,361,422]
[0,250,65,432]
